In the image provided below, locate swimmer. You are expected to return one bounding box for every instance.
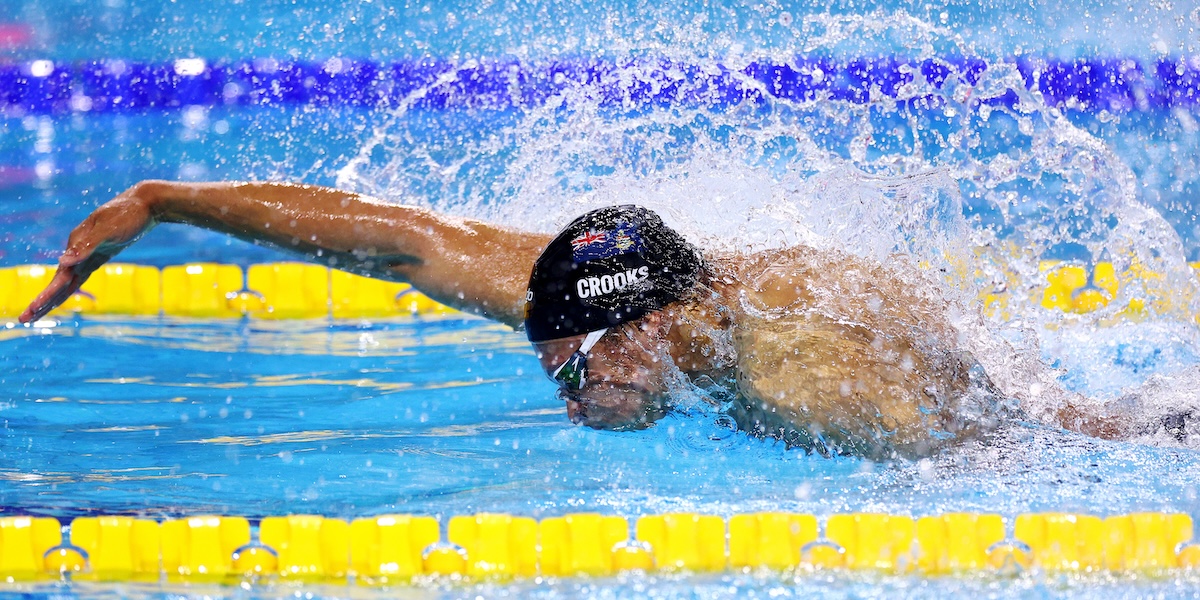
[19,180,1154,458]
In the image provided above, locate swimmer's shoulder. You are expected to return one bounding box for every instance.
[703,245,827,279]
[703,244,953,330]
[700,246,829,312]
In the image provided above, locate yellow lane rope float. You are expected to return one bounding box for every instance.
[1,512,1198,584]
[1,260,1199,321]
[0,262,456,320]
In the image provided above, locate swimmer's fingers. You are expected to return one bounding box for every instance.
[19,260,93,323]
[21,193,155,323]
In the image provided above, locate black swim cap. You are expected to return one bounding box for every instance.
[524,205,703,343]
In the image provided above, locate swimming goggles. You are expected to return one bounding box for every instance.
[550,329,608,392]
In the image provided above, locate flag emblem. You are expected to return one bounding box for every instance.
[571,223,644,262]
[571,231,607,251]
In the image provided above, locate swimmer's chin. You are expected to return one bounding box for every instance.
[571,404,667,432]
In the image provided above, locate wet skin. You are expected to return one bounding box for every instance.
[531,307,731,430]
[533,328,669,430]
[22,180,1129,457]
[531,252,1014,458]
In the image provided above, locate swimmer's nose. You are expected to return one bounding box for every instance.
[565,399,586,424]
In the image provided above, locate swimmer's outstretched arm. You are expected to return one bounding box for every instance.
[20,180,551,325]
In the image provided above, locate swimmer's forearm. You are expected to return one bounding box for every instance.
[141,180,420,270]
[139,180,548,324]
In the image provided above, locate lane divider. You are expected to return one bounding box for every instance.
[1,56,1198,115]
[0,262,457,320]
[0,512,1196,584]
[2,260,1199,322]
[983,259,1200,321]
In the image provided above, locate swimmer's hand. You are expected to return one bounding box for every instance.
[20,188,156,323]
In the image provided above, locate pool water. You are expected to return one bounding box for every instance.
[4,314,1200,518]
[5,315,1200,597]
[5,0,1200,596]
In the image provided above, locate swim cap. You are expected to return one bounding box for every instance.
[524,205,703,343]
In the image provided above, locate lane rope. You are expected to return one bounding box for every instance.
[1,56,1196,114]
[3,260,1195,321]
[1,511,1197,583]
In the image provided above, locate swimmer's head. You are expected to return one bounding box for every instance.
[523,205,703,343]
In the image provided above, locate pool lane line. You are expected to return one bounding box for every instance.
[0,55,1196,115]
[1,512,1197,582]
[5,260,1198,321]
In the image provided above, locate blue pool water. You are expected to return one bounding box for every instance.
[5,0,1200,596]
[4,315,1200,517]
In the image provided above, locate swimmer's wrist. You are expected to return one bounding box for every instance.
[129,179,170,220]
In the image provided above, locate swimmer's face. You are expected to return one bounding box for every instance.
[533,317,669,430]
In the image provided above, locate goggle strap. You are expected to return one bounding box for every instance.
[578,329,608,354]
[549,328,606,383]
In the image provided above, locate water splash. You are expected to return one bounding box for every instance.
[336,10,1200,445]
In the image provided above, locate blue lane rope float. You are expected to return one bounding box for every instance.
[0,56,1197,114]
[0,512,1198,584]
